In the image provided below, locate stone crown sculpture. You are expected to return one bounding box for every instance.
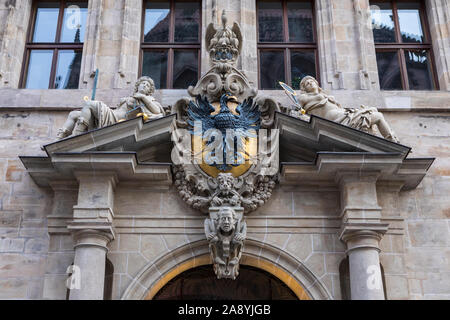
[206,10,243,65]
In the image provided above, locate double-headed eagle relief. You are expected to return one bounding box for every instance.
[188,94,261,171]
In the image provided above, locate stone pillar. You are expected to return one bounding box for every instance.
[317,0,378,90]
[0,0,32,88]
[114,0,143,88]
[68,172,117,300]
[337,173,388,300]
[342,230,385,300]
[352,0,379,90]
[69,229,113,300]
[426,0,450,91]
[239,0,258,86]
[79,0,103,89]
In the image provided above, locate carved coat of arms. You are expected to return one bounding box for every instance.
[171,11,280,279]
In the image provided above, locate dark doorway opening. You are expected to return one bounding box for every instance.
[154,265,298,300]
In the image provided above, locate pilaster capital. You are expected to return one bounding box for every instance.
[68,224,115,251]
[49,180,79,192]
[74,171,119,188]
[339,223,389,254]
[335,171,380,188]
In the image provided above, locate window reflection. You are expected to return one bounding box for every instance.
[32,4,59,42]
[376,51,402,90]
[141,0,200,88]
[405,50,433,90]
[61,2,88,43]
[54,50,82,89]
[174,2,200,42]
[398,3,425,43]
[287,1,313,43]
[173,50,198,88]
[290,51,316,89]
[371,2,396,43]
[25,50,53,89]
[258,1,283,42]
[24,1,86,89]
[144,1,170,42]
[260,51,285,89]
[142,51,168,89]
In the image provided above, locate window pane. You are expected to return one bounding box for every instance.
[173,50,198,89]
[397,2,425,43]
[287,1,314,43]
[32,3,59,42]
[60,2,88,43]
[142,51,168,89]
[25,50,53,89]
[376,51,402,90]
[404,50,433,90]
[174,2,200,42]
[258,1,283,42]
[144,1,170,42]
[371,2,396,43]
[54,50,82,89]
[259,51,285,89]
[291,51,316,89]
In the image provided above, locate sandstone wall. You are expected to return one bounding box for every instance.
[0,0,449,300]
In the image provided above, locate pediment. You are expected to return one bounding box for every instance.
[45,114,175,162]
[275,112,434,190]
[276,112,411,162]
[20,115,175,187]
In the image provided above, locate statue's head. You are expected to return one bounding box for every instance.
[217,173,234,192]
[218,207,236,232]
[135,76,155,95]
[300,76,320,93]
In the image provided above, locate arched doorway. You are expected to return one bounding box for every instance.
[154,265,298,300]
[121,239,332,300]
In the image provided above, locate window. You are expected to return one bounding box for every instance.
[141,0,201,89]
[257,0,318,90]
[21,1,87,89]
[371,1,438,90]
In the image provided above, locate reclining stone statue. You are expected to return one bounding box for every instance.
[57,76,165,139]
[298,76,399,143]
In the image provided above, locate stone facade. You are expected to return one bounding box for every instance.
[0,0,448,300]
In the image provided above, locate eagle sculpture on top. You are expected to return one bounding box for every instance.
[188,94,261,171]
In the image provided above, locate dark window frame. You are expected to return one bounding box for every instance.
[20,0,86,89]
[256,0,320,89]
[140,0,201,89]
[372,0,439,90]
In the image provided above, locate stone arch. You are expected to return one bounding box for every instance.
[121,238,332,300]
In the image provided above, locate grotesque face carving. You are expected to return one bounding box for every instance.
[217,173,234,192]
[218,208,236,232]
